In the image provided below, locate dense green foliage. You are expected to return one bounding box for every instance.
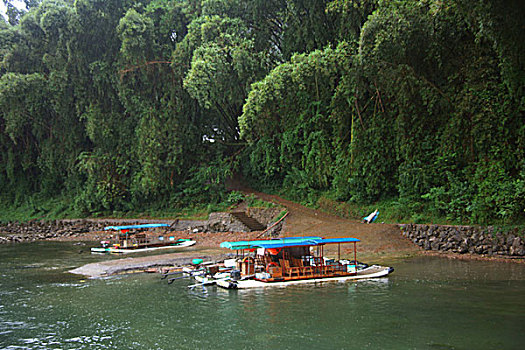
[0,0,523,223]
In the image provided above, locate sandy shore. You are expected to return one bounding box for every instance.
[69,248,229,278]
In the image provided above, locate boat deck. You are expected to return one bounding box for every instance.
[261,263,358,282]
[260,264,385,282]
[217,265,392,289]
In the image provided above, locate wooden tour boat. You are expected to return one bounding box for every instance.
[213,236,393,289]
[91,224,196,254]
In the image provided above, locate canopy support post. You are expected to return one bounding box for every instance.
[354,242,357,274]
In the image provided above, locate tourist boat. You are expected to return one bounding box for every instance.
[91,224,196,254]
[215,236,393,289]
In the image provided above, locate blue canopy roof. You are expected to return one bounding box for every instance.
[316,238,360,244]
[254,241,318,249]
[220,236,360,250]
[220,237,321,250]
[104,223,170,231]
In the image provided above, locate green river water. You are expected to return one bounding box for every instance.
[1,241,524,349]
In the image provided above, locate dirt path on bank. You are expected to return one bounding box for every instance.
[228,182,420,261]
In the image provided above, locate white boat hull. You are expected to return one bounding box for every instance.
[216,265,393,289]
[91,240,196,254]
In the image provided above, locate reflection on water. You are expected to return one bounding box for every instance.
[0,242,524,349]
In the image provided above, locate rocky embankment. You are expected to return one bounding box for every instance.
[400,224,525,257]
[0,208,284,244]
[0,220,110,244]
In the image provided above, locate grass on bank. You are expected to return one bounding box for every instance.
[257,184,525,235]
[314,194,525,237]
[316,195,444,225]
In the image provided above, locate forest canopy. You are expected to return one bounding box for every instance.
[0,0,523,224]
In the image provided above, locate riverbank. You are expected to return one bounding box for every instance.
[0,207,283,244]
[3,190,524,279]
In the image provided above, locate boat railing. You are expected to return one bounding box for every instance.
[265,259,356,280]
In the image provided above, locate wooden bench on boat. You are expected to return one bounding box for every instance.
[271,262,351,281]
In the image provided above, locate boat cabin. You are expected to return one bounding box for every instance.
[104,223,171,249]
[220,236,361,282]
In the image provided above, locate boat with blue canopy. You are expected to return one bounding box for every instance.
[215,236,393,289]
[91,223,196,254]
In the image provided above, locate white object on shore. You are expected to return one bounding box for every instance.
[363,209,379,224]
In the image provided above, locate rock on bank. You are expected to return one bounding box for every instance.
[400,224,525,257]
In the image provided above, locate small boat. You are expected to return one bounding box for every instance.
[185,263,232,288]
[215,236,393,289]
[91,223,196,254]
[91,239,195,253]
[192,272,230,286]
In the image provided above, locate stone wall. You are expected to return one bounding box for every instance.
[399,224,525,257]
[179,212,249,233]
[0,219,109,244]
[244,207,283,227]
[0,208,286,244]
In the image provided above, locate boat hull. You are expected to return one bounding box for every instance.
[91,240,196,254]
[216,265,393,289]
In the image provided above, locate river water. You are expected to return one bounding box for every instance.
[0,241,524,349]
